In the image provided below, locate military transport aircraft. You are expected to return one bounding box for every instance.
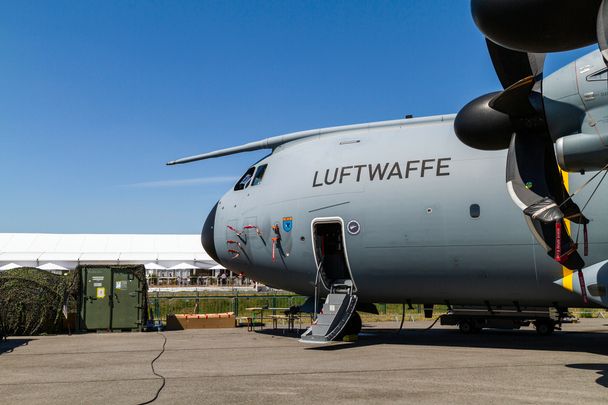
[168,0,608,342]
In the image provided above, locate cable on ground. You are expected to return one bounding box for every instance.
[137,332,167,405]
[397,314,445,335]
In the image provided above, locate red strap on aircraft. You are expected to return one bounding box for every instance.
[554,222,562,261]
[583,223,589,256]
[271,238,277,262]
[226,240,237,244]
[227,249,240,259]
[272,224,281,239]
[243,225,262,236]
[578,270,589,305]
[227,225,242,235]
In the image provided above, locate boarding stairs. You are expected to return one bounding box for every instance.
[300,279,358,343]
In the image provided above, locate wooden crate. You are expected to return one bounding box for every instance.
[165,313,235,330]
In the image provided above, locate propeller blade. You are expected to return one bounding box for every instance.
[597,0,608,63]
[489,76,536,116]
[506,134,585,270]
[486,39,545,89]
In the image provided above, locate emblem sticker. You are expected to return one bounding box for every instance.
[347,220,361,235]
[282,217,293,232]
[96,287,106,299]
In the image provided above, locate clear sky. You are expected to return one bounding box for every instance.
[0,1,596,234]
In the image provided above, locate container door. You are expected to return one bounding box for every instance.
[83,267,111,330]
[111,269,141,329]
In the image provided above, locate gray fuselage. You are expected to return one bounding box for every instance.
[210,115,608,307]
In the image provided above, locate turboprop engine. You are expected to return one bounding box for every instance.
[454,0,608,277]
[456,50,608,173]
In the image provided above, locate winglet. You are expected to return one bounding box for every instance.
[165,115,454,165]
[166,139,270,165]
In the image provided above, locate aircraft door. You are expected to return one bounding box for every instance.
[311,217,356,292]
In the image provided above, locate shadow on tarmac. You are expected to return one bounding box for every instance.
[257,325,608,388]
[566,364,608,388]
[0,338,34,356]
[307,327,608,356]
[258,324,608,355]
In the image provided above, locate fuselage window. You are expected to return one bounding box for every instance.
[470,204,480,218]
[251,164,268,186]
[234,167,255,191]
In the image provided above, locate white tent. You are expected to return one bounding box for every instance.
[37,263,68,271]
[166,262,200,284]
[210,264,226,270]
[144,262,167,270]
[169,262,200,270]
[0,262,22,271]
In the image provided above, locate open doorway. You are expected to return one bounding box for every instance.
[311,218,355,291]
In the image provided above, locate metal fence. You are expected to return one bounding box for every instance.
[148,291,308,321]
[146,293,608,323]
[147,276,254,287]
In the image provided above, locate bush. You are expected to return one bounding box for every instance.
[0,268,77,336]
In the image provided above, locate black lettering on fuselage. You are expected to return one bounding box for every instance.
[387,162,403,179]
[312,157,451,187]
[312,171,323,187]
[354,164,366,181]
[369,163,390,180]
[405,160,419,178]
[324,168,338,185]
[437,157,451,176]
[339,166,353,183]
[420,159,434,177]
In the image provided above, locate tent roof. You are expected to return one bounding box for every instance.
[0,262,22,270]
[169,262,200,270]
[37,262,69,271]
[0,233,218,267]
[144,262,167,270]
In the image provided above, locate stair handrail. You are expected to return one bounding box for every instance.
[313,258,324,320]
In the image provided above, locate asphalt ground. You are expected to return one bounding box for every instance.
[1,319,608,404]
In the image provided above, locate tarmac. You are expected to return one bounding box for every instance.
[1,319,608,405]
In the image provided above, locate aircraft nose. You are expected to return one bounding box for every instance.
[201,202,221,264]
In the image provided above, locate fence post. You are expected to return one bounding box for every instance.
[155,290,160,321]
[235,291,239,317]
[195,290,200,314]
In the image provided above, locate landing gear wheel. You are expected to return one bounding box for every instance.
[338,311,362,339]
[458,319,475,334]
[535,319,555,336]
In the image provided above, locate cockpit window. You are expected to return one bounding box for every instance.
[234,167,255,191]
[251,164,268,186]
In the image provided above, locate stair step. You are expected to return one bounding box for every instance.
[300,291,358,343]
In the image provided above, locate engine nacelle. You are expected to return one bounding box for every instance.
[454,92,513,150]
[543,49,608,171]
[471,0,601,53]
[556,133,608,172]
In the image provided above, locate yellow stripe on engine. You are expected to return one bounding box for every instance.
[562,269,574,291]
[560,168,574,292]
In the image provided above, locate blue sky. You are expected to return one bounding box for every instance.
[0,1,596,234]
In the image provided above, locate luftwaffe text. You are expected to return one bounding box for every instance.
[312,157,451,187]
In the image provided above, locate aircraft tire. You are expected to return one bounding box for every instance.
[458,319,475,334]
[338,311,362,338]
[534,319,555,336]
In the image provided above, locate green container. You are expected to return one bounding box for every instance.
[78,265,147,331]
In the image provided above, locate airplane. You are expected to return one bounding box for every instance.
[168,0,608,342]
